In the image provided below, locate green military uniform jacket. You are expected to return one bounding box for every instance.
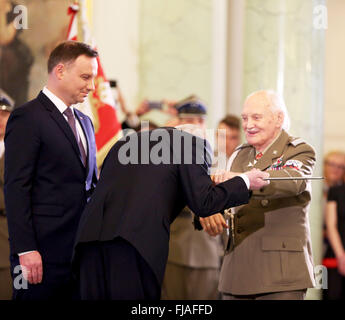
[219,130,316,295]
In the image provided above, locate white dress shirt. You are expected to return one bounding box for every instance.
[0,140,4,159]
[42,86,88,154]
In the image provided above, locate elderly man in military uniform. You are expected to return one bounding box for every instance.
[201,90,316,300]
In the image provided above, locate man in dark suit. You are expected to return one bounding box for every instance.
[4,41,98,300]
[73,124,269,300]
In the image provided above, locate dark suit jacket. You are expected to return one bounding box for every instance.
[74,128,249,285]
[4,91,97,265]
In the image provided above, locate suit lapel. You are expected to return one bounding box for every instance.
[254,130,289,170]
[37,92,85,169]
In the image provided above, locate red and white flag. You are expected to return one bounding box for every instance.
[67,2,122,168]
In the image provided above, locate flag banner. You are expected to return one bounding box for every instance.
[67,1,122,168]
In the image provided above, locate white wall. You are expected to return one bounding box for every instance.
[92,0,140,120]
[324,0,345,154]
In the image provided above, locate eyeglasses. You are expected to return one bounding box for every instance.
[325,161,345,170]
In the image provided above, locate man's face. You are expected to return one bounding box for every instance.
[217,123,240,157]
[58,55,98,106]
[241,94,282,152]
[0,110,10,140]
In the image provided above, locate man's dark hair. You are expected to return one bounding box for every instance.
[219,114,241,130]
[47,41,98,73]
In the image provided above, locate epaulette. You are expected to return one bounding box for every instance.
[289,137,306,147]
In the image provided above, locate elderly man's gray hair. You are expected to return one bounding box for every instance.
[246,90,291,131]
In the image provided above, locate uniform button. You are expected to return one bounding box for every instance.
[282,242,286,249]
[261,199,269,207]
[237,227,244,234]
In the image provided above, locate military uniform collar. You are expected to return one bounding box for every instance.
[255,131,283,157]
[253,130,289,170]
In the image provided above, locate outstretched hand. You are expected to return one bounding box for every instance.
[200,213,228,237]
[211,170,240,185]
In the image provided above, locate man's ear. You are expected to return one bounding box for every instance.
[276,111,284,128]
[54,63,65,80]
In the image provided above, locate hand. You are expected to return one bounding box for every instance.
[244,168,270,190]
[211,170,240,185]
[162,99,178,116]
[200,213,228,237]
[19,251,43,284]
[135,99,150,116]
[337,254,345,276]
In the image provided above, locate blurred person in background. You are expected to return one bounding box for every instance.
[323,151,345,300]
[217,115,241,161]
[323,151,345,199]
[111,79,176,131]
[322,152,345,258]
[0,0,34,107]
[0,93,13,299]
[213,115,241,173]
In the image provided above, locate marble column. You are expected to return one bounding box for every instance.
[137,0,213,126]
[243,0,326,299]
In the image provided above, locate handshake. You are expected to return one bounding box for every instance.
[212,168,270,190]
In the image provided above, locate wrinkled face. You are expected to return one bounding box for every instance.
[57,55,98,106]
[324,154,345,186]
[217,123,240,157]
[241,94,283,152]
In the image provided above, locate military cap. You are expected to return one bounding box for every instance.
[175,95,207,118]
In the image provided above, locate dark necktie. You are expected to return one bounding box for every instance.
[63,108,87,166]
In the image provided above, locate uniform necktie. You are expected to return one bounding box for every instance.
[63,108,87,166]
